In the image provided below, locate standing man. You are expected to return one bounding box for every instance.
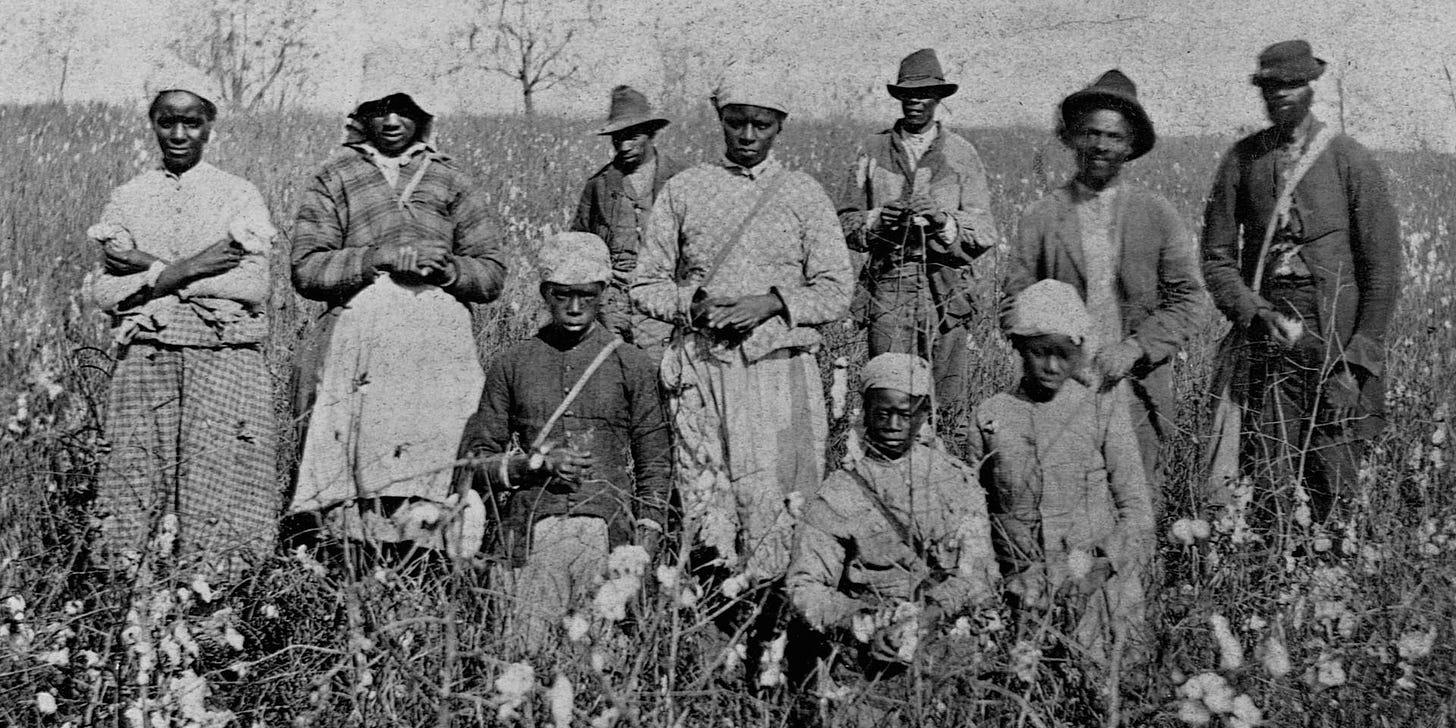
[631,74,853,586]
[839,49,999,417]
[456,232,671,652]
[572,85,688,356]
[1003,70,1205,514]
[1202,41,1400,522]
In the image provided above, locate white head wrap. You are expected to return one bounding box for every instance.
[711,70,791,117]
[1006,279,1092,344]
[539,232,613,285]
[859,353,933,396]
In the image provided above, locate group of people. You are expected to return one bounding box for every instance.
[84,37,1399,718]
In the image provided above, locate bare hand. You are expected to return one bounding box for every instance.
[104,248,162,276]
[878,201,912,230]
[412,239,456,282]
[907,194,947,227]
[1093,340,1143,385]
[1251,308,1302,348]
[370,242,417,273]
[703,294,784,333]
[181,238,245,280]
[543,445,595,483]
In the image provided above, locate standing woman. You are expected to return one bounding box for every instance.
[287,79,506,561]
[86,88,280,577]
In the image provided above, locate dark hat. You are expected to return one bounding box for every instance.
[596,85,670,136]
[1059,69,1156,160]
[887,49,958,99]
[1250,40,1327,86]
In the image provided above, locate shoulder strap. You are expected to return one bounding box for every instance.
[844,465,944,575]
[529,336,624,452]
[397,156,432,210]
[699,170,792,290]
[1250,124,1337,294]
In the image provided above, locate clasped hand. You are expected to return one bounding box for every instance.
[880,194,947,230]
[690,293,784,334]
[372,238,455,282]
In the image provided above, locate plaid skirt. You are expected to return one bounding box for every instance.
[95,342,279,567]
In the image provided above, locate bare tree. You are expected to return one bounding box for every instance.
[450,0,599,116]
[6,0,90,103]
[169,0,321,112]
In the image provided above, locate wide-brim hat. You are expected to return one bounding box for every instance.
[1250,39,1327,86]
[887,48,958,99]
[596,85,670,136]
[1058,69,1156,161]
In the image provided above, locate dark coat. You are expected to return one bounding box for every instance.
[571,151,689,276]
[1200,126,1401,383]
[1004,183,1207,423]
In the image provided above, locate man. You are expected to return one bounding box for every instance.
[1202,41,1400,522]
[572,85,688,357]
[631,74,853,585]
[85,87,279,577]
[288,72,507,560]
[455,232,671,652]
[1003,70,1205,514]
[840,49,998,417]
[787,353,997,723]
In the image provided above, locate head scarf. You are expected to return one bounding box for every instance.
[539,232,612,285]
[860,353,933,396]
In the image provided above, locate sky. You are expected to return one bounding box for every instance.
[2,0,1453,150]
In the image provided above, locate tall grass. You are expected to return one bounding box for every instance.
[1,100,1453,726]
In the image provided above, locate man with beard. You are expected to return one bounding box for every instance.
[1201,40,1400,522]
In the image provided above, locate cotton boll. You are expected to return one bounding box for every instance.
[1208,614,1244,670]
[1175,699,1211,725]
[1260,635,1292,678]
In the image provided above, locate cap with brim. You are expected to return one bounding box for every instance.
[887,48,958,99]
[1007,279,1092,345]
[1250,39,1327,86]
[596,85,671,136]
[1059,69,1156,161]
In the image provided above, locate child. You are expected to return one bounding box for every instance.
[965,279,1154,666]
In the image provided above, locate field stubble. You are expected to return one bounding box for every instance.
[0,102,1454,726]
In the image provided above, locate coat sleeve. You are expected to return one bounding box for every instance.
[441,174,508,304]
[922,461,998,614]
[945,138,999,259]
[453,355,517,494]
[837,151,873,252]
[1130,195,1206,365]
[787,491,868,630]
[625,352,672,528]
[630,179,692,324]
[570,178,595,234]
[291,167,375,303]
[1201,146,1269,329]
[773,179,854,327]
[1100,391,1155,565]
[179,183,275,306]
[1339,141,1401,377]
[84,193,149,314]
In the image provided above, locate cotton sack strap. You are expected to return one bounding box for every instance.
[699,170,791,290]
[845,465,947,579]
[1250,124,1337,294]
[529,337,624,452]
[397,156,432,209]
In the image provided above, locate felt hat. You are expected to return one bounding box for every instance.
[860,353,933,396]
[711,70,791,117]
[1059,69,1156,160]
[1250,40,1327,86]
[539,232,613,285]
[596,85,670,136]
[887,49,958,99]
[1006,279,1092,345]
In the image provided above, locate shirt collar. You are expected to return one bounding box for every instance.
[720,152,780,180]
[894,120,940,144]
[155,160,216,181]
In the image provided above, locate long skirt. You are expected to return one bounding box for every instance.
[662,334,827,580]
[95,342,278,572]
[290,276,484,549]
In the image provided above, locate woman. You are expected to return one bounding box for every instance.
[86,88,279,576]
[287,87,506,560]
